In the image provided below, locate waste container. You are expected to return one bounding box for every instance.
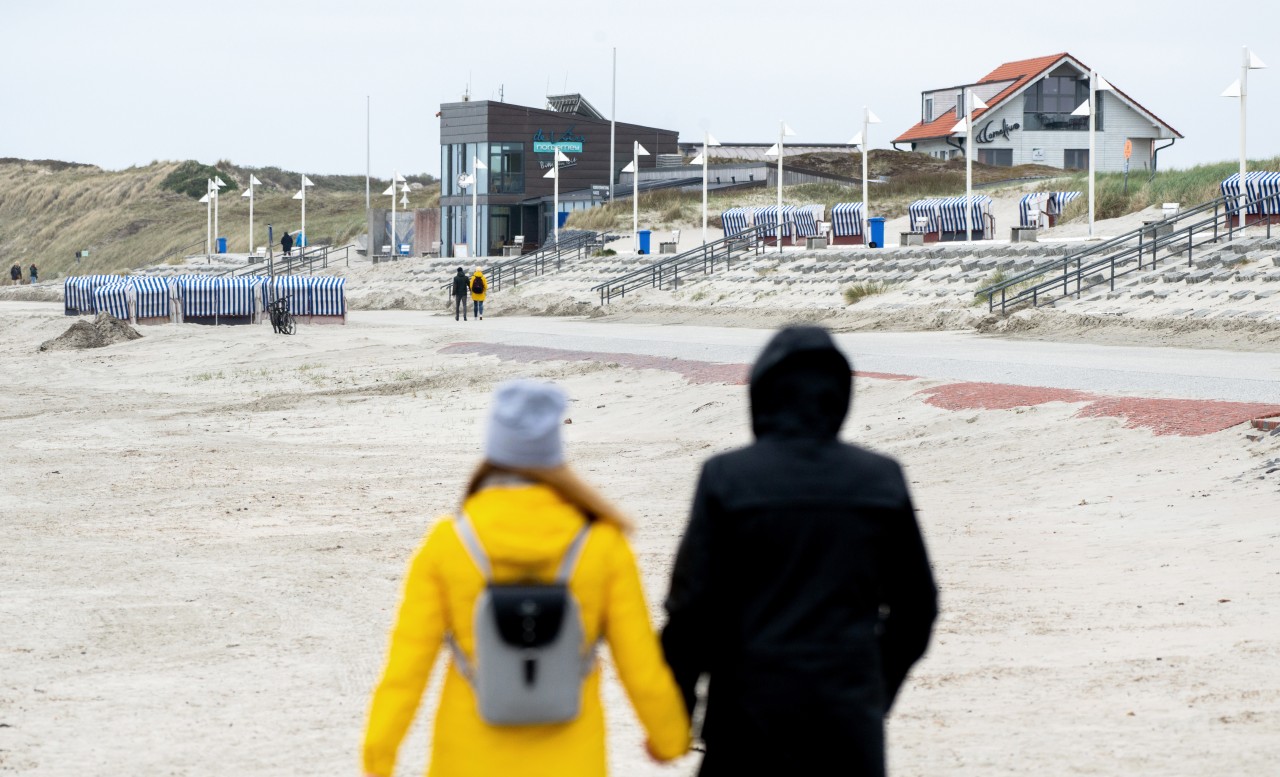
[638,229,651,255]
[297,232,306,248]
[216,237,227,254]
[557,212,570,228]
[868,217,885,248]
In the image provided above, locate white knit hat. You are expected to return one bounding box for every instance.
[485,380,566,469]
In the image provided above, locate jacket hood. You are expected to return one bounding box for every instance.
[749,326,852,440]
[462,482,586,568]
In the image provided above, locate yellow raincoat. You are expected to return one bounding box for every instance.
[469,270,488,302]
[362,483,690,776]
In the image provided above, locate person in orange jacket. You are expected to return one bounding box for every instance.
[362,379,690,777]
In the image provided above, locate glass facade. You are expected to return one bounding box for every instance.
[441,143,490,195]
[1023,78,1102,131]
[488,143,525,194]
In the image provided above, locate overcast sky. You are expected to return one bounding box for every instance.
[4,0,1276,176]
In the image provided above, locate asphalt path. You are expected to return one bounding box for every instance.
[379,314,1280,404]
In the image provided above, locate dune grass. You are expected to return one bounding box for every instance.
[0,159,438,278]
[1052,157,1280,223]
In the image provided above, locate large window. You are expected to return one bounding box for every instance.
[488,142,525,194]
[1064,149,1090,170]
[1023,76,1102,131]
[978,148,1013,167]
[442,143,489,196]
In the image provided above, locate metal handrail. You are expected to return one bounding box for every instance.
[218,243,350,278]
[592,221,802,305]
[440,230,603,294]
[984,191,1280,314]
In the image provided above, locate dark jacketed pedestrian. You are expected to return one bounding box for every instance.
[451,266,469,321]
[281,230,294,257]
[662,325,938,777]
[28,263,38,285]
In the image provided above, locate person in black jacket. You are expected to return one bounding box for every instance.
[450,266,469,321]
[661,325,938,777]
[281,231,294,257]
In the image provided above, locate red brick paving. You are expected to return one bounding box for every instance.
[444,342,1280,437]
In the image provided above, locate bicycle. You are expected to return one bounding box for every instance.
[268,297,296,335]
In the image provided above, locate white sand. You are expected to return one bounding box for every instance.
[2,302,1278,775]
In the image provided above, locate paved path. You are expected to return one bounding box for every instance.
[362,313,1280,404]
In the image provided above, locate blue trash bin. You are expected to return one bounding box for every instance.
[868,217,886,248]
[557,212,570,228]
[297,233,306,248]
[637,229,651,255]
[216,237,227,254]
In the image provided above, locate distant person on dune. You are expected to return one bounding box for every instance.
[281,231,294,257]
[29,263,38,285]
[662,325,938,777]
[9,262,20,286]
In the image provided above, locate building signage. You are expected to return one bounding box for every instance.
[532,127,585,154]
[976,118,1021,144]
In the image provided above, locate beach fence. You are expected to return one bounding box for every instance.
[1220,172,1280,227]
[909,196,993,242]
[1019,192,1082,228]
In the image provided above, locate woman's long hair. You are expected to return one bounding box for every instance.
[465,461,635,534]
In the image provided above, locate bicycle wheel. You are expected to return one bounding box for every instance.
[283,313,296,335]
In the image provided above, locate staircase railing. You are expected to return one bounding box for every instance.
[979,191,1280,314]
[440,230,604,294]
[218,243,350,278]
[592,222,797,305]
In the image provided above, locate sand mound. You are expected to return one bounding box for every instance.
[39,313,142,351]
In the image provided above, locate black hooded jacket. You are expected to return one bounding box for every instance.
[662,326,937,777]
[451,269,469,298]
[281,232,294,252]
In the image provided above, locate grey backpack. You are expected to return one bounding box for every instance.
[449,514,596,726]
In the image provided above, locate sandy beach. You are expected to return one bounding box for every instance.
[2,300,1278,775]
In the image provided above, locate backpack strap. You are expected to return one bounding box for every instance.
[453,513,492,580]
[555,524,591,584]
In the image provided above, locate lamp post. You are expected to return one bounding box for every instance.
[382,172,408,256]
[849,107,881,246]
[471,157,487,258]
[764,122,796,253]
[1222,46,1267,227]
[292,174,314,252]
[689,131,721,245]
[951,89,989,242]
[542,149,571,247]
[241,174,261,256]
[1070,71,1113,238]
[212,176,226,252]
[620,141,650,252]
[201,180,212,257]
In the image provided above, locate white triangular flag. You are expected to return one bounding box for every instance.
[1071,101,1091,117]
[951,118,968,134]
[866,109,881,124]
[474,159,488,170]
[241,188,252,198]
[293,190,304,200]
[1249,49,1267,69]
[554,149,571,163]
[393,172,406,182]
[636,143,650,156]
[302,176,314,187]
[214,176,226,188]
[848,132,863,147]
[400,182,411,193]
[782,122,796,137]
[764,143,780,157]
[706,132,721,147]
[621,161,636,173]
[1221,79,1242,98]
[1095,75,1114,91]
[400,194,409,207]
[971,94,989,110]
[543,167,557,178]
[382,184,396,196]
[199,193,210,203]
[690,154,705,165]
[250,175,262,186]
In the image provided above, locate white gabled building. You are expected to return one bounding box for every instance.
[892,53,1182,174]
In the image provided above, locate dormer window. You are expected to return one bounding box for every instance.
[924,97,933,123]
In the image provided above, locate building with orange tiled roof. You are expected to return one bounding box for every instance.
[892,53,1182,174]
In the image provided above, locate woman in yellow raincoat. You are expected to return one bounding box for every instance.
[469,266,487,319]
[362,379,690,777]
